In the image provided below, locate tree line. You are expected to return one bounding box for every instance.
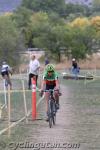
[0,0,100,65]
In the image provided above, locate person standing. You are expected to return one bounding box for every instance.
[28,55,40,89]
[45,57,50,66]
[71,58,80,79]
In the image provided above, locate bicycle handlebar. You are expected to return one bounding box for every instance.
[42,89,59,92]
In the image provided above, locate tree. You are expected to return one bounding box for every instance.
[12,7,32,46]
[26,12,67,61]
[70,17,90,27]
[0,15,25,66]
[67,25,97,59]
[65,3,91,18]
[12,6,32,28]
[92,0,100,12]
[25,12,50,47]
[90,16,100,31]
[21,0,66,16]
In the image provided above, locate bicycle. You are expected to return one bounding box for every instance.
[3,74,12,90]
[43,89,58,128]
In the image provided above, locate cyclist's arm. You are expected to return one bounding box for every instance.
[40,75,46,91]
[55,78,60,90]
[54,74,60,89]
[41,80,46,90]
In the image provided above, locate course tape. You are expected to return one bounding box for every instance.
[0,94,44,135]
[0,89,40,93]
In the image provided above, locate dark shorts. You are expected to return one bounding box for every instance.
[46,84,55,90]
[1,71,9,77]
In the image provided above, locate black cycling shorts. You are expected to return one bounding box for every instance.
[46,84,55,90]
[1,71,9,77]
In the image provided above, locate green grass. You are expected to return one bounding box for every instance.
[0,90,40,149]
[0,72,100,148]
[61,77,100,106]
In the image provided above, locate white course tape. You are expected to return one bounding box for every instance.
[0,95,44,135]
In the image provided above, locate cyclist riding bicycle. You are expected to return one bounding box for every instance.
[1,61,12,90]
[40,64,61,121]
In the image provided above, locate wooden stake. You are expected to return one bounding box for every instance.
[22,80,28,123]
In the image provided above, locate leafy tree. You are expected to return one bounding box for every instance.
[21,0,66,16]
[65,3,91,18]
[12,7,32,46]
[25,12,50,47]
[26,12,67,61]
[70,17,90,27]
[0,15,25,66]
[67,25,97,59]
[92,0,100,12]
[12,6,32,28]
[90,16,100,31]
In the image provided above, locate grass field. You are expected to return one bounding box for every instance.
[0,71,100,149]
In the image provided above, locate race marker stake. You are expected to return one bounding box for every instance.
[32,78,36,120]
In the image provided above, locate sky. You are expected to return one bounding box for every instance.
[0,0,22,12]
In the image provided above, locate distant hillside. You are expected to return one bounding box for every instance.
[0,0,93,13]
[0,0,22,13]
[0,0,92,13]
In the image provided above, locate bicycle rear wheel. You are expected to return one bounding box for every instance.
[52,102,56,125]
[52,113,56,125]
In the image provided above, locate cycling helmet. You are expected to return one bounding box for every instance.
[46,64,55,72]
[2,61,7,65]
[72,58,76,61]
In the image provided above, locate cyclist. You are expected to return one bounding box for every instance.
[40,64,61,121]
[1,61,12,90]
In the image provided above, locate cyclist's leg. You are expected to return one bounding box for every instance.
[7,75,12,90]
[35,75,38,87]
[3,74,8,87]
[54,89,60,109]
[28,74,36,89]
[28,73,32,89]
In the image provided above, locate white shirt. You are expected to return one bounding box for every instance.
[1,64,11,73]
[29,59,40,75]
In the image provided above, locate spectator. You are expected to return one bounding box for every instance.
[28,55,40,89]
[71,58,80,79]
[45,57,50,66]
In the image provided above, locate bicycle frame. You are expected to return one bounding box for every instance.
[3,74,12,90]
[44,89,57,128]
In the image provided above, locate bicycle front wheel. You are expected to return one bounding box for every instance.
[49,116,52,128]
[48,100,53,128]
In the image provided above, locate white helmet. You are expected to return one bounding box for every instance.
[72,58,75,61]
[2,61,7,65]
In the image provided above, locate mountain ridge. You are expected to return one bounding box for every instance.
[0,0,22,12]
[0,0,93,13]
